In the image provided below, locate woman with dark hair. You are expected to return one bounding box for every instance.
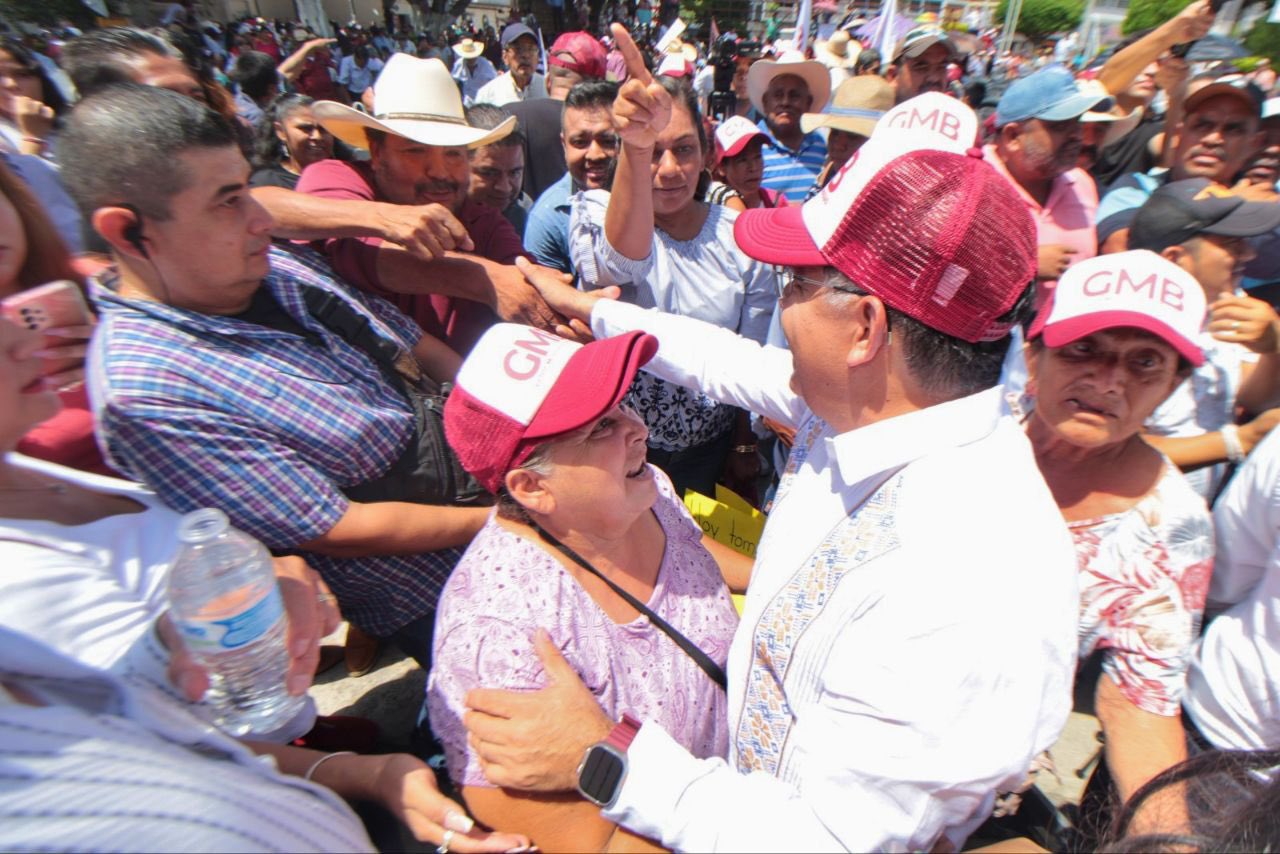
[0,40,68,158]
[569,27,777,499]
[0,159,107,476]
[1100,748,1280,852]
[250,94,340,190]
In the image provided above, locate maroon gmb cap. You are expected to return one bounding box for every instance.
[733,92,1037,344]
[443,324,657,494]
[548,31,607,80]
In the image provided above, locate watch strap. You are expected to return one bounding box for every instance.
[605,714,642,753]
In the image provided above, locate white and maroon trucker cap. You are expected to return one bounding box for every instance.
[1027,250,1206,366]
[443,323,658,493]
[733,92,1039,343]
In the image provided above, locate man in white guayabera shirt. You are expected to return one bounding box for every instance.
[459,84,1080,853]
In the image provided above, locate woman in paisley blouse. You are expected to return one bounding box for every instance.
[1021,251,1214,832]
[427,324,742,852]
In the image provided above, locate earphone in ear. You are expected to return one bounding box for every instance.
[124,221,147,257]
[115,202,149,258]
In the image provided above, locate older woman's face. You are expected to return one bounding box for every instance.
[537,404,656,522]
[1030,328,1185,450]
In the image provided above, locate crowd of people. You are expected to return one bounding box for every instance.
[2,0,1280,851]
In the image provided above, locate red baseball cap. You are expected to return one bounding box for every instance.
[1027,250,1206,366]
[443,324,658,494]
[548,31,607,80]
[733,92,1037,343]
[715,115,765,163]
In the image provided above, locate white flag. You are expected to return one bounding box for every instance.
[877,0,898,62]
[796,0,813,51]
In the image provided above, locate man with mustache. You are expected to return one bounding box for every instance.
[985,65,1114,283]
[297,55,545,355]
[745,52,830,203]
[890,26,955,104]
[1097,75,1265,254]
[475,23,546,107]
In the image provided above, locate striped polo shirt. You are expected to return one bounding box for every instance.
[757,119,828,203]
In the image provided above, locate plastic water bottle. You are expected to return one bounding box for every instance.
[168,508,306,737]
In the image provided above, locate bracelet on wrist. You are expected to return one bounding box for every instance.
[733,444,758,454]
[1222,423,1246,463]
[303,750,356,782]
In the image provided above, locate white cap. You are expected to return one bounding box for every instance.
[1028,250,1207,367]
[802,92,977,248]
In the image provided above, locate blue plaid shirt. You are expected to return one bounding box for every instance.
[88,245,460,636]
[757,119,828,203]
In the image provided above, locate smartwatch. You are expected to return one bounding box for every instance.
[575,714,642,808]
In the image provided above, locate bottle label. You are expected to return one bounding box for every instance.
[177,587,285,652]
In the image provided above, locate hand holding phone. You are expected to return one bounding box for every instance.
[1,280,95,390]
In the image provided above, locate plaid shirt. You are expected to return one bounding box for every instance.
[88,245,460,636]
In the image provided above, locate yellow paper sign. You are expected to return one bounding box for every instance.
[683,484,765,559]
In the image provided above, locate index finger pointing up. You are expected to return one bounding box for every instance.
[611,23,653,86]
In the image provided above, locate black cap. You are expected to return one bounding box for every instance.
[1129,178,1280,252]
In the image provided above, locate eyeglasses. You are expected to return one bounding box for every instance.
[772,266,864,301]
[772,267,892,338]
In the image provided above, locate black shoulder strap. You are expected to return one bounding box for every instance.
[299,287,409,384]
[533,523,728,691]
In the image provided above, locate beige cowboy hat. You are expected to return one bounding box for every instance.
[453,38,484,59]
[817,30,859,69]
[1077,78,1143,148]
[747,50,832,115]
[801,74,893,136]
[664,39,698,63]
[313,54,515,150]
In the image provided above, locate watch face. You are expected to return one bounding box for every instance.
[578,745,626,807]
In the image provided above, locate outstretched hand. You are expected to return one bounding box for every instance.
[464,629,614,792]
[610,23,673,150]
[514,257,619,335]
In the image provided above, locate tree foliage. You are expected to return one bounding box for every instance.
[1244,20,1280,65]
[1122,0,1194,35]
[996,0,1085,42]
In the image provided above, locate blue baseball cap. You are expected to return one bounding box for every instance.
[995,65,1114,127]
[501,23,537,48]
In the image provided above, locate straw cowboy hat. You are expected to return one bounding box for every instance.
[665,39,698,63]
[313,54,515,150]
[747,50,832,114]
[801,74,893,137]
[453,38,484,59]
[816,29,859,69]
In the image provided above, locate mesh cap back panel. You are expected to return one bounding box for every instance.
[822,150,1037,343]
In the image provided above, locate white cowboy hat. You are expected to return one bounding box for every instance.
[747,51,832,115]
[313,55,515,150]
[452,38,484,59]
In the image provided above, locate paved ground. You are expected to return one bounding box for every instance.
[310,625,1102,810]
[311,625,424,753]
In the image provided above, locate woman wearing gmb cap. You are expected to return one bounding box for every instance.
[1021,250,1214,833]
[426,324,741,853]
